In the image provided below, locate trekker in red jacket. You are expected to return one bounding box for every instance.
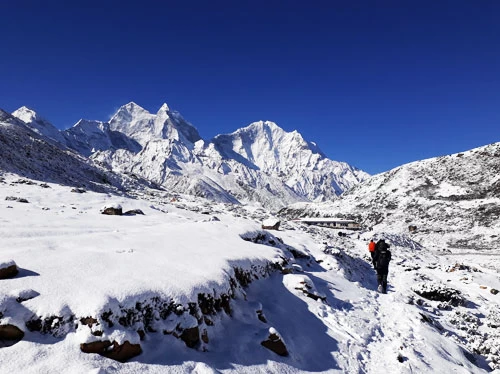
[368,239,376,268]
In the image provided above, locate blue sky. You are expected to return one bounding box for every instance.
[1,1,499,174]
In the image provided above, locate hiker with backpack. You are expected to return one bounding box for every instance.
[368,239,376,268]
[373,238,392,293]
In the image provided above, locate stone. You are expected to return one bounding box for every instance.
[101,207,122,215]
[123,209,145,216]
[0,263,18,279]
[180,326,200,348]
[412,283,465,307]
[0,324,24,342]
[257,310,267,323]
[80,317,98,326]
[102,341,142,363]
[81,340,142,362]
[261,332,288,356]
[262,218,280,230]
[80,340,112,354]
[491,289,499,295]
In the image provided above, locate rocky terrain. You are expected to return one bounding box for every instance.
[279,142,500,255]
[0,174,499,373]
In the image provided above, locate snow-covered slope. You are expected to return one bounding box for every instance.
[0,175,498,373]
[279,142,500,253]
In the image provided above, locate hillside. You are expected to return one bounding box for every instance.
[279,142,500,254]
[0,174,499,373]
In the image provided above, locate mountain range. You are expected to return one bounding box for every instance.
[7,103,369,209]
[5,101,500,252]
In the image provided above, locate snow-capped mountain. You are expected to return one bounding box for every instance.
[6,102,369,208]
[279,142,500,252]
[44,101,365,208]
[211,120,368,201]
[109,102,202,146]
[12,106,66,145]
[0,109,148,193]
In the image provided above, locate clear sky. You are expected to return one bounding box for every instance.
[1,1,499,174]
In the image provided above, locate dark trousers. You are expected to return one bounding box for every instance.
[377,272,388,293]
[370,252,376,267]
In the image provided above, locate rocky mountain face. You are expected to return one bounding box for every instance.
[12,106,66,145]
[279,143,500,252]
[63,119,141,157]
[211,121,366,201]
[0,110,149,193]
[9,102,368,208]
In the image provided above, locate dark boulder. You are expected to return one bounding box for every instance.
[0,262,18,279]
[180,326,200,348]
[0,324,24,345]
[81,340,142,362]
[103,341,142,362]
[123,209,145,216]
[100,206,123,215]
[261,329,288,356]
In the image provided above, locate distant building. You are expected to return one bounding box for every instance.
[293,218,360,230]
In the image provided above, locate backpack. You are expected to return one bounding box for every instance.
[377,249,391,269]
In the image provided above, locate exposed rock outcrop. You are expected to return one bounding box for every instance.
[0,261,18,279]
[261,328,288,356]
[80,340,142,362]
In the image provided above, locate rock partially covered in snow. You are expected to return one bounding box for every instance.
[261,327,288,356]
[412,282,465,307]
[0,260,18,280]
[283,274,326,301]
[123,209,145,216]
[262,218,280,230]
[100,204,123,216]
[10,288,39,303]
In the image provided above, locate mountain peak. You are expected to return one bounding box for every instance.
[110,102,151,126]
[15,106,36,114]
[12,106,42,124]
[159,103,170,112]
[120,102,148,113]
[249,120,278,128]
[10,106,66,144]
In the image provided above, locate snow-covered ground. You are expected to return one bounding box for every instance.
[0,174,499,373]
